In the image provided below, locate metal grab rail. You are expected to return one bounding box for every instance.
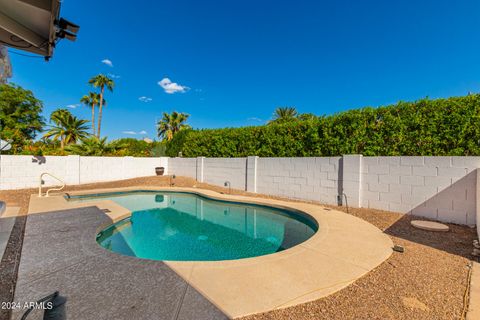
[38,172,66,197]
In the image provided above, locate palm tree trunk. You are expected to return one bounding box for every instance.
[97,87,104,138]
[91,103,96,136]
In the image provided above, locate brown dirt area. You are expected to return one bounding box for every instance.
[0,176,478,320]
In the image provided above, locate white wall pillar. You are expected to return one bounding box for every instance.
[246,156,258,192]
[196,157,205,182]
[0,155,5,190]
[342,154,362,208]
[476,169,480,239]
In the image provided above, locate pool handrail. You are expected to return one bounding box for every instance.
[38,172,66,197]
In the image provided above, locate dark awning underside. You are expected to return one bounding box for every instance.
[0,0,60,57]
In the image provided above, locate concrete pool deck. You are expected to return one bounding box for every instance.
[14,187,393,319]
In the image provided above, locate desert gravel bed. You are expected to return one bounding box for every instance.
[0,176,478,320]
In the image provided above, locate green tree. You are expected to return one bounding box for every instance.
[50,108,71,123]
[88,74,114,138]
[66,136,126,156]
[298,113,318,121]
[80,92,104,136]
[43,109,90,149]
[157,111,190,141]
[110,138,162,156]
[269,107,298,124]
[0,83,45,152]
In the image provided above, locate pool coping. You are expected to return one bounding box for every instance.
[26,186,393,318]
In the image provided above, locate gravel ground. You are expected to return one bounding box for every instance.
[0,176,478,320]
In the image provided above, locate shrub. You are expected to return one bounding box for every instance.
[166,94,480,157]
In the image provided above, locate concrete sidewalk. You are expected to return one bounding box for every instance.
[468,261,480,320]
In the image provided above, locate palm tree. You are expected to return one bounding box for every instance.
[50,108,71,123]
[80,92,104,136]
[43,109,90,149]
[269,107,298,124]
[156,111,191,141]
[88,74,114,138]
[66,136,126,156]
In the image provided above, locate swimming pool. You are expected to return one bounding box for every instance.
[68,191,317,261]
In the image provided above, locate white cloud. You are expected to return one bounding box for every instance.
[138,96,152,102]
[122,130,148,135]
[66,104,80,109]
[247,117,263,122]
[108,73,120,79]
[158,78,189,94]
[101,59,113,67]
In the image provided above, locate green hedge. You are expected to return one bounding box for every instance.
[166,94,480,157]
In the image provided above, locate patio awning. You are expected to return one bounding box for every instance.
[0,0,78,59]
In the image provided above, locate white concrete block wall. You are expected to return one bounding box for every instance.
[168,158,197,179]
[79,156,168,184]
[169,155,480,226]
[0,155,168,190]
[1,154,480,228]
[360,156,479,225]
[256,157,341,205]
[203,158,247,190]
[122,157,168,179]
[79,157,124,184]
[0,155,73,189]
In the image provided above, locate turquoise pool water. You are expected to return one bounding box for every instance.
[68,191,317,261]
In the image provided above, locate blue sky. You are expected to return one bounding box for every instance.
[9,0,480,140]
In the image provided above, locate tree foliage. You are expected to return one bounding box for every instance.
[269,106,299,124]
[80,92,103,136]
[65,136,126,156]
[43,109,90,149]
[166,94,480,157]
[109,138,165,157]
[0,83,45,152]
[88,74,114,138]
[157,111,190,141]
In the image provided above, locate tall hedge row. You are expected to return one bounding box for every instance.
[166,94,480,157]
